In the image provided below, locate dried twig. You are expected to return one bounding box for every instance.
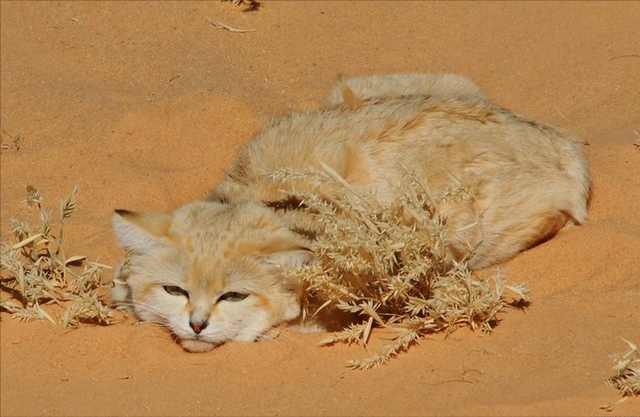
[609,54,640,61]
[205,16,255,33]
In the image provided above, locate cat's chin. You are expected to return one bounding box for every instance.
[179,339,218,353]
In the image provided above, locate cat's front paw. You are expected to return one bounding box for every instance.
[179,339,217,353]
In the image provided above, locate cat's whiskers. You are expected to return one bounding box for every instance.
[127,319,185,348]
[123,299,171,322]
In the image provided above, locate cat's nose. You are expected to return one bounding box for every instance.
[189,319,209,334]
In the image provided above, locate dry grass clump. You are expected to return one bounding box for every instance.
[601,338,640,411]
[270,164,529,369]
[0,130,21,152]
[224,0,260,12]
[0,185,114,327]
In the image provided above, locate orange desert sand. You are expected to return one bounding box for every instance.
[1,2,639,416]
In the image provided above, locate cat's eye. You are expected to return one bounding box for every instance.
[218,291,249,302]
[163,285,189,298]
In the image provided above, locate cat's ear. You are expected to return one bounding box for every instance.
[112,209,173,253]
[337,76,364,111]
[261,248,315,269]
[254,238,315,269]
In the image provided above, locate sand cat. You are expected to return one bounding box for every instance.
[112,73,591,353]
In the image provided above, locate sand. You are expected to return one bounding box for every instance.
[1,1,639,416]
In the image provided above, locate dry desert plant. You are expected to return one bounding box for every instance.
[601,338,640,411]
[0,130,21,152]
[226,0,260,12]
[0,185,114,327]
[270,165,529,369]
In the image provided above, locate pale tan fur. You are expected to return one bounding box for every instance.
[112,73,591,352]
[325,73,487,105]
[112,203,312,352]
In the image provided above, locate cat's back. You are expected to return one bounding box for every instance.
[211,73,590,267]
[212,88,491,197]
[212,82,587,208]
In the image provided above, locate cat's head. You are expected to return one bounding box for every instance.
[111,201,313,352]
